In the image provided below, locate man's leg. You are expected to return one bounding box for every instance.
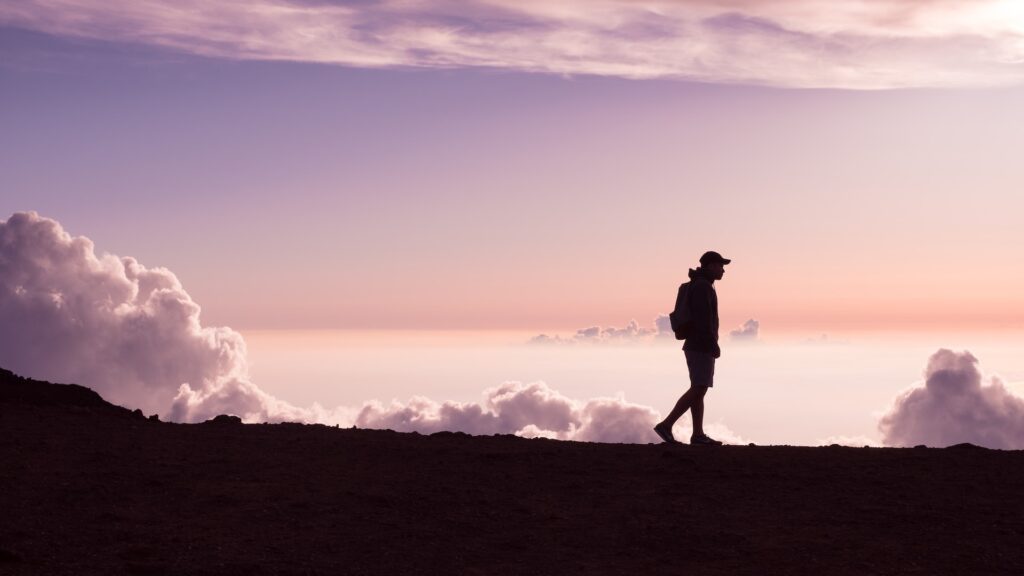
[656,350,714,443]
[686,350,715,440]
[660,386,699,429]
[689,385,709,437]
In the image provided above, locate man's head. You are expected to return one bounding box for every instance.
[699,251,731,281]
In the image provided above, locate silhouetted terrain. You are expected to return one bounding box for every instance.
[2,367,1023,575]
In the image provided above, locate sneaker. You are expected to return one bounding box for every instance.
[653,423,680,444]
[690,433,723,446]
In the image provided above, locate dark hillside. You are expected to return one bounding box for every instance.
[2,368,1023,575]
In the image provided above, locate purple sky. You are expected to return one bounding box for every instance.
[4,5,1024,332]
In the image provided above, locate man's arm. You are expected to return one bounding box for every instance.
[686,281,716,348]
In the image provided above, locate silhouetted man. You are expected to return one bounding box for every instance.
[654,251,730,446]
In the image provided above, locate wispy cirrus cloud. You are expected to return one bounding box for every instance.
[3,0,1024,88]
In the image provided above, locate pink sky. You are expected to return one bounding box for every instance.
[3,1,1024,333]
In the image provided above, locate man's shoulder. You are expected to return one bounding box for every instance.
[688,277,712,291]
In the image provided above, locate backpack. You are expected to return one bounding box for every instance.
[669,282,691,340]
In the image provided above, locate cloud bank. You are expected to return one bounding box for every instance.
[879,349,1024,449]
[358,380,747,444]
[532,315,763,345]
[4,1,1024,88]
[529,316,669,345]
[1,212,731,443]
[357,381,662,443]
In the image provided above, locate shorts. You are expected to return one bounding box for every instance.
[685,349,715,388]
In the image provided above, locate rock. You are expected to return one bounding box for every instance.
[430,430,470,438]
[0,369,109,409]
[204,414,242,425]
[947,443,985,450]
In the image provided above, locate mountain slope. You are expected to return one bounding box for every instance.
[2,368,1023,575]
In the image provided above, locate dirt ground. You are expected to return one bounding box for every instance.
[2,368,1024,575]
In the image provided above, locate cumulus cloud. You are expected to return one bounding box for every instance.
[654,313,673,338]
[0,211,321,423]
[878,349,1024,449]
[729,318,759,342]
[529,316,670,345]
[4,0,1024,88]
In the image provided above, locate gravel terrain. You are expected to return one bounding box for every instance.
[3,368,1023,575]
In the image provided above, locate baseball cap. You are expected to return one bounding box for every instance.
[699,251,731,265]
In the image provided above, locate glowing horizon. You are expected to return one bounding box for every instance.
[4,211,1024,448]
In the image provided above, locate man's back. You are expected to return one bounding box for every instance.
[682,268,720,358]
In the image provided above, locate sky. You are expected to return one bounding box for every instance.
[3,1,1024,447]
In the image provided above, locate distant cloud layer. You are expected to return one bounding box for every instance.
[530,316,669,345]
[533,316,762,345]
[879,349,1024,449]
[4,0,1024,88]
